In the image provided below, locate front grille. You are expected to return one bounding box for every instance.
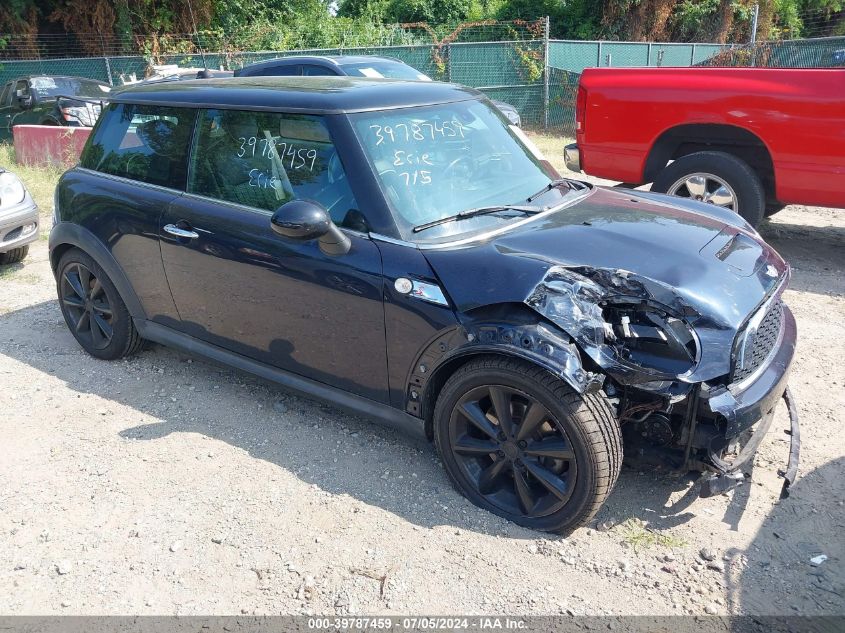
[732,299,783,384]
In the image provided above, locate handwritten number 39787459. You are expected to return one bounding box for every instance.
[237,136,318,171]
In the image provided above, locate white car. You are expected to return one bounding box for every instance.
[0,168,38,264]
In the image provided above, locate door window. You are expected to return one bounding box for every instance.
[301,65,338,76]
[187,109,367,230]
[0,83,11,107]
[258,64,300,76]
[80,103,195,189]
[14,80,29,104]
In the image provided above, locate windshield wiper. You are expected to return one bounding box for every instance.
[412,204,540,233]
[526,178,585,203]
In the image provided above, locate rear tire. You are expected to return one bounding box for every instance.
[651,151,766,227]
[0,245,29,265]
[56,248,142,360]
[433,356,622,534]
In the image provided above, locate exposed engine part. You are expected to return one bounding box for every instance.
[634,413,674,446]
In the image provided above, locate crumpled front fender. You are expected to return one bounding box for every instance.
[407,319,603,419]
[524,265,707,389]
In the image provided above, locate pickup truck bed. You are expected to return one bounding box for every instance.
[566,67,845,225]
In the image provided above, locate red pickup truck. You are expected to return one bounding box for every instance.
[565,67,845,226]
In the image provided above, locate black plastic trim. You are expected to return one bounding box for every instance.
[135,320,428,443]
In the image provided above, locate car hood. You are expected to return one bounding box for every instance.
[422,186,788,379]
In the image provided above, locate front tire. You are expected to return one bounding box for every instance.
[0,245,29,265]
[433,356,622,533]
[57,248,142,360]
[651,151,766,227]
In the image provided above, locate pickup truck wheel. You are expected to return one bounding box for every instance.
[433,356,622,534]
[652,151,766,227]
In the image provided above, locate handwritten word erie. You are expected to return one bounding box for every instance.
[248,168,284,190]
[393,150,433,167]
[370,120,465,146]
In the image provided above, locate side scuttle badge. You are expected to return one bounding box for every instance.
[395,277,448,306]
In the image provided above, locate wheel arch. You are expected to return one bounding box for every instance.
[644,123,777,204]
[49,222,147,321]
[411,304,600,441]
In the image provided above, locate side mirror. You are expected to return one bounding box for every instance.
[17,94,33,109]
[270,199,351,256]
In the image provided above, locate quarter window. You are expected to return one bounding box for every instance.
[188,109,366,230]
[80,103,195,189]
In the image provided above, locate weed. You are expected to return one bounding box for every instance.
[617,518,687,552]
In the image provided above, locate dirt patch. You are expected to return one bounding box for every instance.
[0,141,843,615]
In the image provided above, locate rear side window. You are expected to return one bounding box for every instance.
[80,103,195,189]
[302,65,337,76]
[187,109,365,230]
[254,64,300,77]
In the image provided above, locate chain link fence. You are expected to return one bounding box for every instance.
[1,19,841,136]
[698,35,845,68]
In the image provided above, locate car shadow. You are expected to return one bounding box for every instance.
[1,298,764,538]
[725,457,845,619]
[758,220,845,298]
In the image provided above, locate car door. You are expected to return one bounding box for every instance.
[0,80,28,139]
[69,101,194,323]
[159,108,389,403]
[0,82,13,141]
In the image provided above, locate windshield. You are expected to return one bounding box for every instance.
[29,77,110,99]
[351,99,564,241]
[340,61,431,81]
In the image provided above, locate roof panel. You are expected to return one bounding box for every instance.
[109,76,480,113]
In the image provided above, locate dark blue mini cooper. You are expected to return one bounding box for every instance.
[50,78,798,533]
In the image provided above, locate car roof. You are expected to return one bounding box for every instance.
[241,55,404,69]
[9,75,109,85]
[110,76,480,114]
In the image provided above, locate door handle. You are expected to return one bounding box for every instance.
[163,223,199,239]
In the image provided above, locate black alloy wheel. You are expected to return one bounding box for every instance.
[60,261,115,350]
[434,356,622,533]
[56,248,142,360]
[449,384,578,518]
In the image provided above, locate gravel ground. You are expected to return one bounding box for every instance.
[0,149,843,616]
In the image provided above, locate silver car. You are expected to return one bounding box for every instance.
[0,168,38,264]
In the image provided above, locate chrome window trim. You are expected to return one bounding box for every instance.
[178,192,371,240]
[75,167,182,196]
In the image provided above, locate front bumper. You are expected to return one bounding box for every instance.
[0,196,39,253]
[564,143,581,173]
[698,305,798,497]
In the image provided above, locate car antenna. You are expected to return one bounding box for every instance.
[186,0,211,77]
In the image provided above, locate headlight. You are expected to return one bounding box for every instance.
[0,171,27,208]
[602,302,698,376]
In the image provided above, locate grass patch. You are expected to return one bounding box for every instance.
[0,263,37,284]
[617,518,687,552]
[525,131,574,175]
[0,143,63,229]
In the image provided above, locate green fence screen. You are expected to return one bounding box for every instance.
[1,35,840,136]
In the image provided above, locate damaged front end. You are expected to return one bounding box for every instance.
[524,265,799,497]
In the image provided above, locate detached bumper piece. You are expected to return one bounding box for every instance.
[779,387,800,498]
[699,388,799,498]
